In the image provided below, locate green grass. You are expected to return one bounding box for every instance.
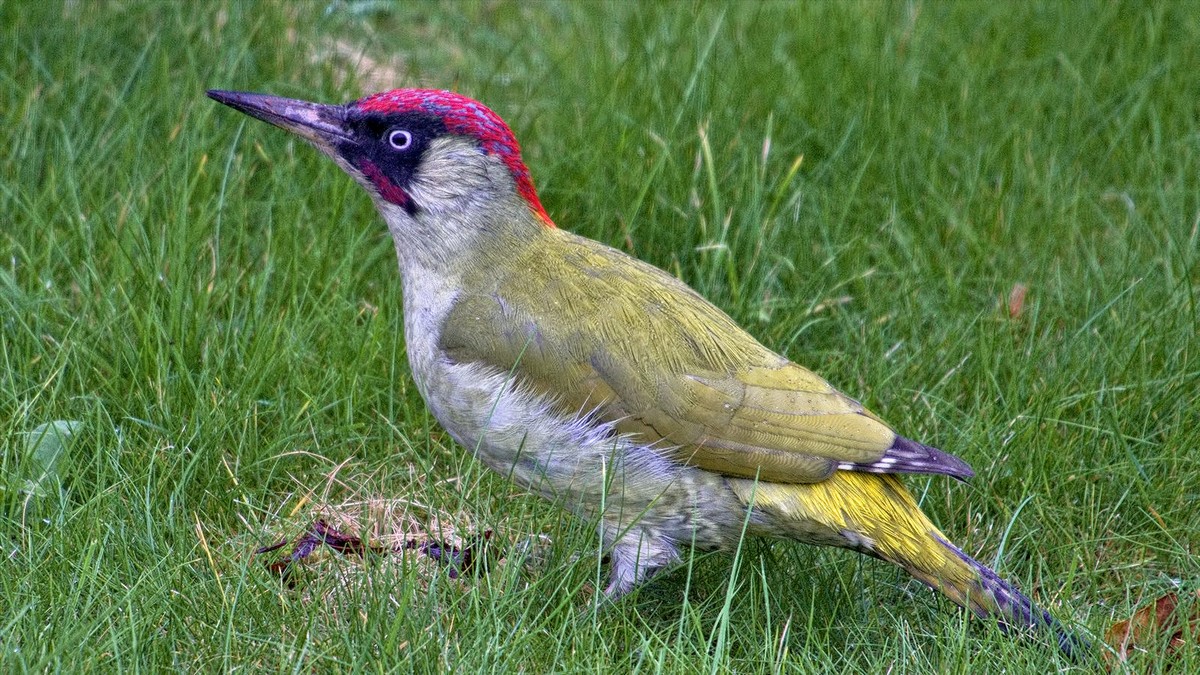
[3,1,1198,671]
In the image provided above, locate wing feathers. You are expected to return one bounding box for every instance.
[837,435,975,481]
[440,229,970,486]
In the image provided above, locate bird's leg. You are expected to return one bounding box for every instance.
[601,525,679,599]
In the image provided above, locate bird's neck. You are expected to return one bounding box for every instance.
[377,191,552,386]
[376,191,549,281]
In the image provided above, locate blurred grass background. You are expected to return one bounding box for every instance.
[2,1,1197,671]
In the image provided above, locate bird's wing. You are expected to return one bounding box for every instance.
[440,230,971,484]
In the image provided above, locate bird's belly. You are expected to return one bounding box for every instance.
[414,357,752,550]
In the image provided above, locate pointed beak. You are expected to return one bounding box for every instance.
[207,90,350,151]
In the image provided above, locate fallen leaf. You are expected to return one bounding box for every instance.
[1105,590,1200,666]
[1006,282,1028,320]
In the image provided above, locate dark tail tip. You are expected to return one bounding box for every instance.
[935,535,1092,660]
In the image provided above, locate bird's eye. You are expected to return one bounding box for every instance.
[387,129,413,151]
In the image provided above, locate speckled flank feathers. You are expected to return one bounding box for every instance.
[355,89,554,226]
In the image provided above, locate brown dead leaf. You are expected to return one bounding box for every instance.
[1006,282,1028,320]
[1105,590,1200,667]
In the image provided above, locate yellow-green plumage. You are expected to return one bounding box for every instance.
[208,87,1085,659]
[435,224,1077,654]
[442,228,899,482]
[742,474,979,610]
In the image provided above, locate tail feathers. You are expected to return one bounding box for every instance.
[914,534,1090,660]
[733,473,1086,658]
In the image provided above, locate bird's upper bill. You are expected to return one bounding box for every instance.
[207,88,552,226]
[206,90,350,149]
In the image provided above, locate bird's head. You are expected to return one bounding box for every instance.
[207,88,554,245]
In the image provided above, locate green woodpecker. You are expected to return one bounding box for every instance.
[209,88,1084,657]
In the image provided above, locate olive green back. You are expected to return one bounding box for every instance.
[439,228,897,483]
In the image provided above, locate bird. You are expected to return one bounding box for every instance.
[208,87,1085,657]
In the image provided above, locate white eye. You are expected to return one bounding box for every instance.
[388,129,413,150]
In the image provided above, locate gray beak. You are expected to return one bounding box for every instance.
[207,90,349,150]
